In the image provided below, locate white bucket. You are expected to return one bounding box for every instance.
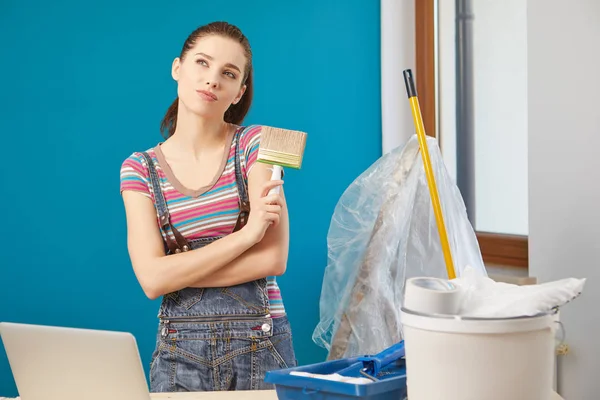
[400,308,557,400]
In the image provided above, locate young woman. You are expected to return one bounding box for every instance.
[119,21,297,392]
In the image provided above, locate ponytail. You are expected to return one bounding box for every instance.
[160,97,179,139]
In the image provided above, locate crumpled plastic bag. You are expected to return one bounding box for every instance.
[312,134,488,360]
[452,266,586,318]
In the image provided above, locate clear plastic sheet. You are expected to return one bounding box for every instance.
[312,135,487,360]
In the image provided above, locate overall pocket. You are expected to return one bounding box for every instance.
[164,288,205,310]
[267,330,297,369]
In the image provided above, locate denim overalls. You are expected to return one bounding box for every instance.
[140,128,297,392]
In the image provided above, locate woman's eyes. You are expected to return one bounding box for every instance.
[196,59,237,79]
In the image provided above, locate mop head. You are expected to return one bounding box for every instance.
[452,265,586,318]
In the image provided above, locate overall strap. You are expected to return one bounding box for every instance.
[140,152,190,253]
[232,127,250,232]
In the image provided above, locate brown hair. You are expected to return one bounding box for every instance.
[160,21,254,138]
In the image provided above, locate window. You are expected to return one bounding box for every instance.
[415,0,528,268]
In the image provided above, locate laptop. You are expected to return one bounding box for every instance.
[0,322,151,400]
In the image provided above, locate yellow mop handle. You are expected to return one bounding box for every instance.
[403,69,456,280]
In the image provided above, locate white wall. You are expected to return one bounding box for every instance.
[438,0,457,180]
[438,0,529,235]
[528,0,600,398]
[381,0,415,154]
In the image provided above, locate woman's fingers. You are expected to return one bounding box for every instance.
[262,193,282,206]
[264,204,282,214]
[261,180,284,197]
[266,213,281,227]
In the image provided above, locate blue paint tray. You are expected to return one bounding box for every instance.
[264,342,407,400]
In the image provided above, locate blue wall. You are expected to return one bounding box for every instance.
[0,0,381,396]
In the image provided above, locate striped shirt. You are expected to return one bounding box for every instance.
[120,125,285,317]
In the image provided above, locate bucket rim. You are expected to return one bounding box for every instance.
[400,306,557,321]
[400,307,558,334]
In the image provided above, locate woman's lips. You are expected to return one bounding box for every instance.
[197,90,218,102]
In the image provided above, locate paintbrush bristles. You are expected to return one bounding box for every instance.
[257,126,307,169]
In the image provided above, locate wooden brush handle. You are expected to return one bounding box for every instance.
[268,165,283,195]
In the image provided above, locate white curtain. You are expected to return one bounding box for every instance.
[381,0,416,154]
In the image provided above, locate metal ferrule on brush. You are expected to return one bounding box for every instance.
[257,149,303,169]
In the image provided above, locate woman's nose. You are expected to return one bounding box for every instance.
[205,79,219,89]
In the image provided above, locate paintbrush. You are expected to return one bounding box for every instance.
[257,126,307,195]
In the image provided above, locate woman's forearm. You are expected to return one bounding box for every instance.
[188,240,287,288]
[133,229,256,299]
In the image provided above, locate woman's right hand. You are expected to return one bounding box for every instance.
[241,179,284,245]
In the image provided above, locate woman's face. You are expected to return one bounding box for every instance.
[172,35,247,121]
